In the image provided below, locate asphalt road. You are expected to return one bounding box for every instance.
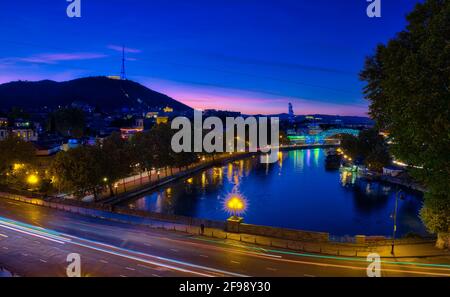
[0,199,449,277]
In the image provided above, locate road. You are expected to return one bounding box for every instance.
[0,198,449,277]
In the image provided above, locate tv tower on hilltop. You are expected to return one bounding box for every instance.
[120,45,126,80]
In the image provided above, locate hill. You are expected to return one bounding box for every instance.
[0,76,192,112]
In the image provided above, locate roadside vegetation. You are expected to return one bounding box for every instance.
[360,0,449,234]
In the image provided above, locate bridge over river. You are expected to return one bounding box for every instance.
[287,128,360,144]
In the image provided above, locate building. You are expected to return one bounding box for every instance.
[34,142,62,156]
[145,111,159,119]
[163,106,174,113]
[307,123,323,135]
[0,117,8,127]
[12,129,38,141]
[120,118,145,139]
[288,102,295,123]
[0,118,39,142]
[156,116,169,125]
[0,128,8,141]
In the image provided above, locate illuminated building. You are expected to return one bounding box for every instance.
[0,119,40,142]
[107,75,121,80]
[163,106,173,113]
[0,117,8,127]
[13,129,38,141]
[120,127,143,139]
[288,102,295,123]
[156,116,169,125]
[120,118,145,139]
[0,128,7,141]
[145,111,159,118]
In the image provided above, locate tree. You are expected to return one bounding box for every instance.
[340,129,391,171]
[0,134,36,185]
[420,197,450,234]
[130,130,156,181]
[340,134,359,159]
[149,123,176,176]
[49,108,86,138]
[360,0,450,233]
[51,146,104,200]
[99,132,133,196]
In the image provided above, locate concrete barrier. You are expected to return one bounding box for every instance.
[271,239,288,249]
[239,223,329,242]
[227,233,241,241]
[355,235,366,244]
[255,236,272,247]
[241,234,256,244]
[287,240,303,251]
[212,230,227,239]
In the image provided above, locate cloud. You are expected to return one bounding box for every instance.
[1,53,107,65]
[107,45,142,53]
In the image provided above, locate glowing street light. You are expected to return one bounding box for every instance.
[224,194,247,232]
[13,163,25,171]
[224,195,247,218]
[27,174,39,185]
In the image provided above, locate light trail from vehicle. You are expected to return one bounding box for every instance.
[0,216,247,277]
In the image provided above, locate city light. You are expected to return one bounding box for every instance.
[13,163,25,171]
[27,174,39,185]
[224,194,247,217]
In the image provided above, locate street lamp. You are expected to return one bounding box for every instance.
[391,189,404,255]
[27,174,39,185]
[224,195,247,219]
[224,194,247,233]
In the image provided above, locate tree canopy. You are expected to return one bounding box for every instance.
[360,0,449,233]
[340,129,391,172]
[0,134,36,184]
[49,107,86,138]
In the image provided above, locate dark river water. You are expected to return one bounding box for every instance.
[125,148,428,237]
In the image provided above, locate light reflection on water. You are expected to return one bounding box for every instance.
[127,149,427,237]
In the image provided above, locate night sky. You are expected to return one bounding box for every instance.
[0,0,421,115]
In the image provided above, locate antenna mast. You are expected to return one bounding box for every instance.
[120,45,126,80]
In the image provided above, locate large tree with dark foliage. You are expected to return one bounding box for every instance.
[0,134,36,185]
[360,0,449,233]
[51,145,105,200]
[49,107,86,138]
[340,129,391,172]
[100,132,134,196]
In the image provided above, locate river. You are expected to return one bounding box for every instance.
[125,148,428,237]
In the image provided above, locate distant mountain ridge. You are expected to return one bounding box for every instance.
[0,76,192,112]
[251,113,373,124]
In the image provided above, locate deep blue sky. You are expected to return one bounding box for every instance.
[0,0,421,115]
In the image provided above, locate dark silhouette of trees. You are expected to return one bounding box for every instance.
[360,0,449,233]
[341,129,391,172]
